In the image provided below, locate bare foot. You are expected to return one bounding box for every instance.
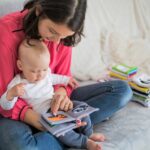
[87,139,102,150]
[89,133,105,142]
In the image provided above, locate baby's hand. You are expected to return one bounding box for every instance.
[68,78,79,89]
[6,83,26,101]
[76,119,87,128]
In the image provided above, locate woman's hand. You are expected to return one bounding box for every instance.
[68,78,79,89]
[50,87,73,115]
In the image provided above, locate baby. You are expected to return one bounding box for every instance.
[0,39,105,150]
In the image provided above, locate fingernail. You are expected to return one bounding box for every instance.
[76,119,81,124]
[53,113,57,116]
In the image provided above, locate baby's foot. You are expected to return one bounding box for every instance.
[87,139,102,150]
[89,133,105,142]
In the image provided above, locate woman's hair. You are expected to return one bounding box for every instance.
[23,0,87,46]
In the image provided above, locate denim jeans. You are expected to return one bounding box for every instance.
[71,80,133,124]
[0,117,64,150]
[58,115,93,149]
[0,80,132,150]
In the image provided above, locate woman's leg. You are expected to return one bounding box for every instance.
[0,117,64,150]
[71,80,133,124]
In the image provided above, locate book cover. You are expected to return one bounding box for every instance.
[112,64,137,75]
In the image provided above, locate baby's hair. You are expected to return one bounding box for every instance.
[18,39,50,60]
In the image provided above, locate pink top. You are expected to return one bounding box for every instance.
[0,10,73,120]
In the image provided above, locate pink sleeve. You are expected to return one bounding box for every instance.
[12,98,32,121]
[0,21,16,96]
[53,45,73,96]
[0,19,31,120]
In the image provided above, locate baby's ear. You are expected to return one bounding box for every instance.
[17,60,22,71]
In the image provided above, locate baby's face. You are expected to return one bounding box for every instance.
[22,64,49,83]
[18,39,50,83]
[19,54,50,83]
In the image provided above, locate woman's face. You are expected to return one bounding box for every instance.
[38,17,75,43]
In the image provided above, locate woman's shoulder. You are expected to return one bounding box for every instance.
[0,10,28,33]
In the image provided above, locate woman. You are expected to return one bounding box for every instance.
[0,0,132,150]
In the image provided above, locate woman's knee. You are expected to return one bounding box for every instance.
[0,118,63,150]
[113,80,133,107]
[0,118,37,150]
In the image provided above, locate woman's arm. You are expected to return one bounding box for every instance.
[48,43,76,114]
[0,17,32,121]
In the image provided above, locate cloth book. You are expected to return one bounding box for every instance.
[109,71,128,80]
[132,94,150,107]
[110,69,136,78]
[129,81,150,94]
[40,101,99,137]
[112,64,137,75]
[132,73,150,88]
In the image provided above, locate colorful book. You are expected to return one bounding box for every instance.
[40,101,99,137]
[129,81,150,94]
[112,64,137,75]
[109,71,128,80]
[132,94,150,107]
[110,69,136,78]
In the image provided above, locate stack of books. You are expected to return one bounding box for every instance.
[109,64,150,107]
[109,64,138,80]
[130,74,150,107]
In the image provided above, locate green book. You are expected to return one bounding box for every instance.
[112,64,137,75]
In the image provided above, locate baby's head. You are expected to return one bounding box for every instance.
[17,39,50,83]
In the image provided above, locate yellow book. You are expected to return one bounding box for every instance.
[129,81,150,94]
[109,71,128,80]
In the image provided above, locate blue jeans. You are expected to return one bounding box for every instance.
[58,101,93,149]
[0,80,132,150]
[71,80,133,124]
[0,117,64,150]
[58,116,92,149]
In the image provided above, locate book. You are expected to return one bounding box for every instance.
[110,69,137,78]
[132,73,150,88]
[112,64,137,75]
[129,81,150,94]
[40,101,99,137]
[132,94,150,107]
[109,71,128,80]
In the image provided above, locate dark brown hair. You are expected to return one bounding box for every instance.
[23,0,87,46]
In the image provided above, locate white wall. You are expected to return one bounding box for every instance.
[72,0,150,80]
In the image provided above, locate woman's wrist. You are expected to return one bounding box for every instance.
[55,86,67,95]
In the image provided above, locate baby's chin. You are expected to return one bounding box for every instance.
[28,80,40,84]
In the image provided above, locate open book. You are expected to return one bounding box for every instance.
[40,101,99,137]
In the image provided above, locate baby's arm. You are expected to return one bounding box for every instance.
[6,83,25,100]
[0,83,25,110]
[51,73,79,89]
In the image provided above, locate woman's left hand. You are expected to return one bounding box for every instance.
[50,87,73,115]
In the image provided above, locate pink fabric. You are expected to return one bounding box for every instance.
[12,98,32,121]
[0,10,73,120]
